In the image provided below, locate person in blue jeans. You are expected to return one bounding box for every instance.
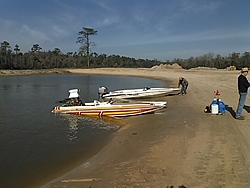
[235,67,250,120]
[178,77,189,95]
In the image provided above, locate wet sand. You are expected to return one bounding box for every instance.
[3,68,250,187]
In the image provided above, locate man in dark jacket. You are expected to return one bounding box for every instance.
[178,77,189,95]
[235,67,250,120]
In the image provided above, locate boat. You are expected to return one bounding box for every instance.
[51,89,167,117]
[98,86,180,99]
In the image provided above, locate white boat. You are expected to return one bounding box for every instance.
[98,86,180,99]
[52,89,167,117]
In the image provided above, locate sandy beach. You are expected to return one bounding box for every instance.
[3,68,250,187]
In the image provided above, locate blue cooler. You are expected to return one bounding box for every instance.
[218,100,226,114]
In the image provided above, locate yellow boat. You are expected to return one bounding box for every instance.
[51,89,166,117]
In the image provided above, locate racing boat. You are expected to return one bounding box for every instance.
[51,89,167,117]
[98,86,180,99]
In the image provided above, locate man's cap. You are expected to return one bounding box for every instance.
[241,67,249,73]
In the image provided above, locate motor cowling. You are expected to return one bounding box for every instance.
[68,89,80,98]
[98,86,109,98]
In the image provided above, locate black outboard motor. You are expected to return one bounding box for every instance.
[98,86,109,100]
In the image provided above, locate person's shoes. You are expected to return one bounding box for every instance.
[235,116,245,120]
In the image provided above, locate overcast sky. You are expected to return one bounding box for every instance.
[0,0,249,61]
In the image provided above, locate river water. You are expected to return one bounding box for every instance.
[0,74,165,188]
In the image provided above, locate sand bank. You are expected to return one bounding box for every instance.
[8,68,250,188]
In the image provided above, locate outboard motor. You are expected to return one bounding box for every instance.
[68,89,80,98]
[98,86,109,100]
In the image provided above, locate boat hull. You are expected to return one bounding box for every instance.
[102,87,180,99]
[52,102,166,117]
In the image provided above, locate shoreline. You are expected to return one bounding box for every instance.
[2,68,250,187]
[43,68,250,188]
[0,69,71,76]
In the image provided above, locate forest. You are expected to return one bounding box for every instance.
[0,40,249,70]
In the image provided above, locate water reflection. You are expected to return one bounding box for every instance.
[66,116,79,142]
[1,84,12,91]
[58,114,80,142]
[58,114,122,142]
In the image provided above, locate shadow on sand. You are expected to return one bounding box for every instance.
[166,93,180,97]
[226,104,250,118]
[226,105,236,118]
[243,105,250,113]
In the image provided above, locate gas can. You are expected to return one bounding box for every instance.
[211,99,218,114]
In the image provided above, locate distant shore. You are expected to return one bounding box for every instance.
[0,69,70,76]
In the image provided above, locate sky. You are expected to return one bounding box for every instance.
[0,0,249,61]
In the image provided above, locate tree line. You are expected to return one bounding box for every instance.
[0,40,249,70]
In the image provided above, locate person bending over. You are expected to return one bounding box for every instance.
[178,77,189,95]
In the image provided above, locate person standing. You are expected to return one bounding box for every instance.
[178,77,189,95]
[235,67,250,120]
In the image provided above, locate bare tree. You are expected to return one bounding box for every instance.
[76,27,97,67]
[14,44,20,68]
